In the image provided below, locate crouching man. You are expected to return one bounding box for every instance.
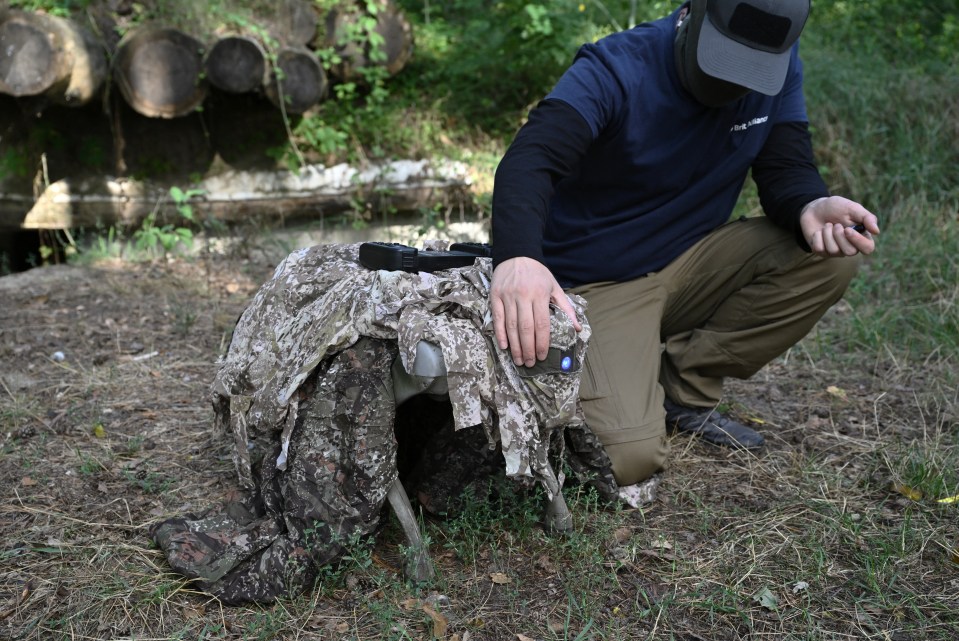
[489,0,879,485]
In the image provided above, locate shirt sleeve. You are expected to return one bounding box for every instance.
[544,42,628,138]
[491,99,594,267]
[771,44,809,125]
[752,120,830,250]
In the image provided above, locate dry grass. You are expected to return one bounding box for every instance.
[1,246,957,641]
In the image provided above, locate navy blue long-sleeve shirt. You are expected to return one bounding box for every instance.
[491,10,829,288]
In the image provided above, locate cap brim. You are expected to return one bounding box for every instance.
[696,12,791,96]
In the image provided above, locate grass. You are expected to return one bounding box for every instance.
[6,267,956,640]
[2,235,957,640]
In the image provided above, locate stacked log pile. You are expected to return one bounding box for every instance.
[1,0,413,116]
[0,0,448,232]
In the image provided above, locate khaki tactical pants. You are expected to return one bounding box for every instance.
[570,217,861,485]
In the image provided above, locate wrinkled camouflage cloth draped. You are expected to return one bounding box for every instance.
[153,337,399,603]
[151,242,608,604]
[213,242,591,495]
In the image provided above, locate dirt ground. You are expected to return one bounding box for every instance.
[1,245,957,641]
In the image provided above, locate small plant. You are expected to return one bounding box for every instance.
[338,530,376,573]
[886,433,959,503]
[439,478,545,565]
[122,435,145,456]
[122,469,173,494]
[415,202,447,238]
[92,225,123,259]
[168,186,204,223]
[76,449,104,476]
[131,187,203,257]
[168,295,199,336]
[132,212,194,257]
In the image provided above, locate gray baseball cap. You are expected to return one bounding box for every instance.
[691,0,810,96]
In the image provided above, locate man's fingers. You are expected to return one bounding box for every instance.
[489,257,579,365]
[854,211,881,236]
[808,230,824,255]
[515,302,539,366]
[491,290,532,364]
[533,298,552,362]
[552,289,583,331]
[506,291,581,366]
[822,224,840,255]
[507,321,526,366]
[844,226,876,255]
[831,224,859,256]
[502,305,524,365]
[490,295,508,350]
[801,196,882,258]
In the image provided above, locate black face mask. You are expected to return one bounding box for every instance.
[674,9,751,108]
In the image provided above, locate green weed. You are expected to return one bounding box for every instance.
[121,435,145,456]
[439,478,543,565]
[76,448,106,476]
[122,469,173,494]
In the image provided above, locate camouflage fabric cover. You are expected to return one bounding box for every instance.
[211,242,592,497]
[151,242,600,604]
[152,338,399,603]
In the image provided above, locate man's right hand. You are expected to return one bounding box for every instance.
[489,257,582,367]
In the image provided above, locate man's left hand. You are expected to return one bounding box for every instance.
[800,196,880,257]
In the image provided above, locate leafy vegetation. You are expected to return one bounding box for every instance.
[811,0,959,69]
[7,0,94,17]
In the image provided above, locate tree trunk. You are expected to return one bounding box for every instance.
[320,0,413,81]
[0,10,107,106]
[112,26,208,118]
[204,35,268,94]
[264,47,327,114]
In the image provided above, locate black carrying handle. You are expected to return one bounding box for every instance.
[359,241,492,273]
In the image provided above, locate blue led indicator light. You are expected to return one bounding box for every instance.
[561,356,572,371]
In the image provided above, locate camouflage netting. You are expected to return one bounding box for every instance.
[151,242,612,604]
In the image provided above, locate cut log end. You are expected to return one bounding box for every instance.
[204,36,267,94]
[321,1,414,82]
[0,20,57,96]
[265,48,326,114]
[275,0,320,47]
[375,9,414,76]
[0,12,106,106]
[114,27,208,118]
